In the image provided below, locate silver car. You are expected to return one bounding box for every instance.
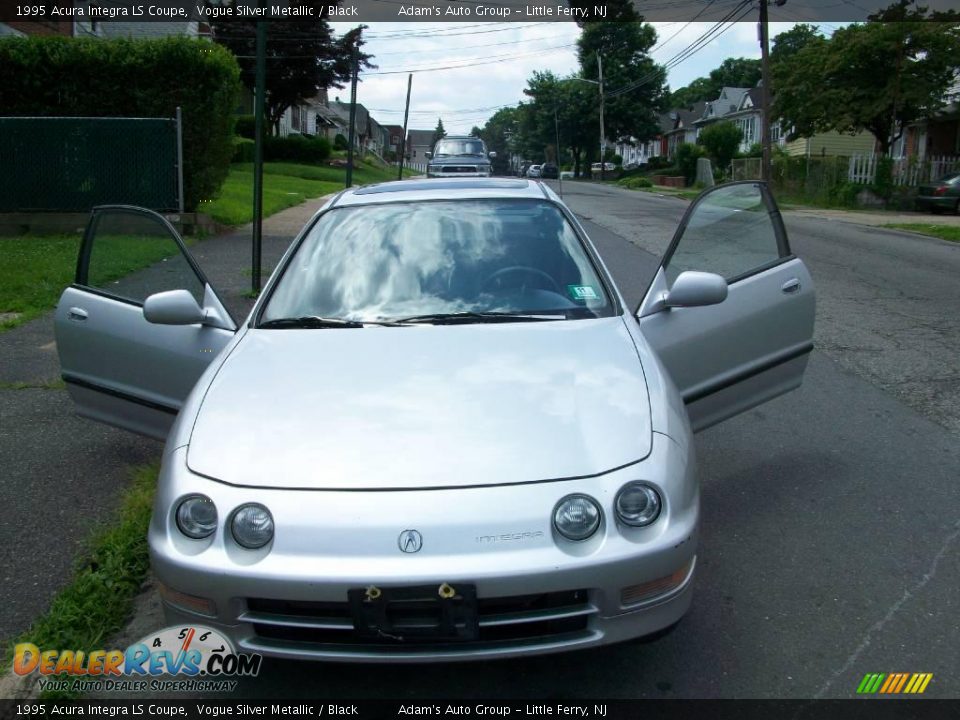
[55,179,815,662]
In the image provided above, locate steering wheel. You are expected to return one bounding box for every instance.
[481,266,562,295]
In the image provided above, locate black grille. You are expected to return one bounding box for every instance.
[244,589,592,648]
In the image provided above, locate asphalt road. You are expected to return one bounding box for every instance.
[214,182,959,699]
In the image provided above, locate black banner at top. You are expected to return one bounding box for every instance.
[2,0,959,24]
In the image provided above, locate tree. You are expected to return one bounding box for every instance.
[432,117,446,146]
[519,71,599,177]
[477,106,520,175]
[209,3,373,135]
[773,10,960,154]
[669,58,761,108]
[576,0,668,144]
[771,24,822,67]
[699,121,743,173]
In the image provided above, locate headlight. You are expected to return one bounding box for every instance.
[176,495,217,539]
[615,483,662,527]
[553,494,601,541]
[231,504,274,549]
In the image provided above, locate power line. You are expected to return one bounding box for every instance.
[359,41,578,75]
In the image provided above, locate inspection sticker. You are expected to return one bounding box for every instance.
[568,285,599,301]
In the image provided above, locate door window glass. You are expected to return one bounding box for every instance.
[664,183,784,285]
[83,209,204,305]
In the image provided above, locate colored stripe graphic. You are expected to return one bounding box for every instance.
[857,673,933,694]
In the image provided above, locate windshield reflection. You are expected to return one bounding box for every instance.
[261,200,612,325]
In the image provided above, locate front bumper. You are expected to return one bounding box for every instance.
[150,433,697,662]
[426,166,491,178]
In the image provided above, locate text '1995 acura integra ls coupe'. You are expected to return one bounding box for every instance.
[55,178,814,662]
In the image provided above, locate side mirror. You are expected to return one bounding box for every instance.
[664,271,727,308]
[488,151,497,159]
[143,289,205,325]
[425,151,433,159]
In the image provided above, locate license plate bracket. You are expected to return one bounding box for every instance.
[348,584,479,641]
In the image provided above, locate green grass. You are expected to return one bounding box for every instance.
[3,464,158,698]
[200,159,416,226]
[0,234,182,331]
[883,223,960,243]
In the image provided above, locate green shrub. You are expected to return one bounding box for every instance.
[699,121,742,173]
[739,143,764,158]
[675,143,706,185]
[232,137,255,163]
[617,176,653,189]
[235,115,257,140]
[334,134,349,151]
[0,36,240,211]
[872,156,895,200]
[264,134,332,163]
[831,182,863,208]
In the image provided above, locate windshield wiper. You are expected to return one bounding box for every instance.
[396,311,565,325]
[259,316,407,329]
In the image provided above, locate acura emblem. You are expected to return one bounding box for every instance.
[398,529,423,553]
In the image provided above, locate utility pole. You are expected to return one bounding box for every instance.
[597,52,606,183]
[345,46,359,188]
[759,0,771,182]
[555,105,563,197]
[251,13,266,294]
[397,73,412,181]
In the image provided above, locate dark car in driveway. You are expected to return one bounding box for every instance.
[540,163,560,180]
[915,173,960,214]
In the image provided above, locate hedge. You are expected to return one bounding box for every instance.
[264,134,331,163]
[0,36,240,211]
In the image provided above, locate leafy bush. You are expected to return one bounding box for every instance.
[234,115,257,140]
[675,143,706,185]
[699,121,743,172]
[264,134,331,163]
[232,137,255,163]
[739,143,764,158]
[872,156,895,200]
[617,176,653,189]
[645,155,671,171]
[832,182,865,208]
[0,36,241,211]
[334,134,349,151]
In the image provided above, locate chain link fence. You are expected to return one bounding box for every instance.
[0,117,181,213]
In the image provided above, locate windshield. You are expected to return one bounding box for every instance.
[260,199,614,325]
[434,139,486,157]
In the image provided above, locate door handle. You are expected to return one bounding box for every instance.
[68,307,88,321]
[781,279,801,294]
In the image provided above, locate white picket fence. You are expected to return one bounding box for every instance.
[395,160,428,175]
[848,154,960,186]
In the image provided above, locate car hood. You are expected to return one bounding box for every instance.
[187,317,651,490]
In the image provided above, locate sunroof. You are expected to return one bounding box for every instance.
[353,178,530,195]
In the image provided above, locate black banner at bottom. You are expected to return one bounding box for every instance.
[1,699,956,720]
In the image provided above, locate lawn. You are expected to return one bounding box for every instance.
[883,223,960,243]
[200,159,417,226]
[0,234,182,330]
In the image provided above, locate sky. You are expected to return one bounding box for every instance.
[329,20,844,135]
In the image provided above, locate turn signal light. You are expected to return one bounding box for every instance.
[934,186,948,196]
[620,557,694,606]
[157,582,217,617]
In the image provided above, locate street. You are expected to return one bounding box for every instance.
[213,181,959,698]
[3,182,958,699]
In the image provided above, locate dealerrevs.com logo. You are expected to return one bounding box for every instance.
[13,625,262,694]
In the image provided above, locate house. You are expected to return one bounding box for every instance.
[721,86,787,154]
[895,73,960,160]
[614,113,671,168]
[694,87,751,138]
[663,101,706,158]
[383,125,405,157]
[405,129,435,162]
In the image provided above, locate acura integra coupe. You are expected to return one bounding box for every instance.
[55,178,815,661]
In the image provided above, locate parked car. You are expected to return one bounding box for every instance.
[540,163,559,180]
[560,170,574,180]
[55,179,814,662]
[426,136,495,178]
[526,164,542,178]
[591,162,618,176]
[915,172,960,214]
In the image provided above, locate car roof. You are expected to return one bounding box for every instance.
[331,178,553,207]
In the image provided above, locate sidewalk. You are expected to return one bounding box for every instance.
[782,206,960,227]
[0,193,333,660]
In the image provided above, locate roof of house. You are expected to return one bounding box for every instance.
[698,87,751,124]
[406,129,435,147]
[330,100,369,135]
[664,101,707,134]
